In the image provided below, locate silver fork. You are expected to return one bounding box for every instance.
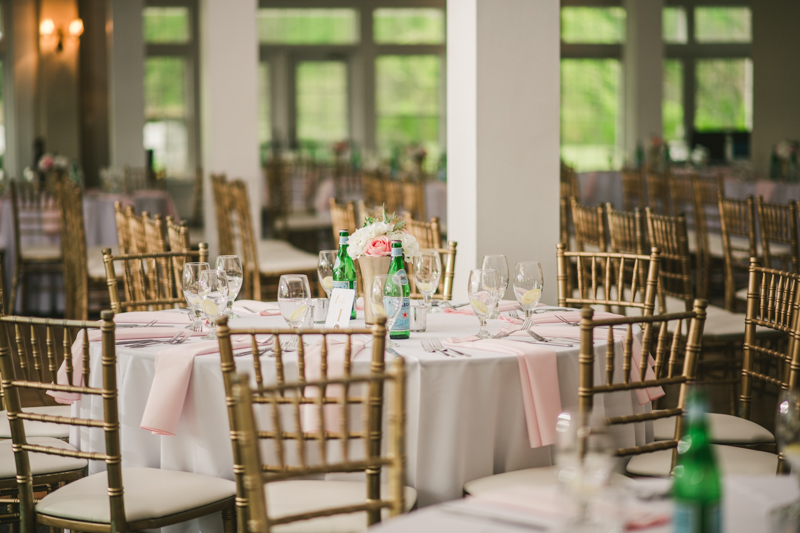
[441,301,471,310]
[555,314,579,327]
[120,331,188,348]
[521,318,533,330]
[430,338,470,357]
[508,310,520,319]
[527,330,573,347]
[421,339,454,357]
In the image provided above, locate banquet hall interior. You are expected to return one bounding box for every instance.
[0,0,798,532]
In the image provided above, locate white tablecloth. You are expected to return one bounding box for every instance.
[71,306,652,531]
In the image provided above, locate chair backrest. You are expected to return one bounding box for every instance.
[646,172,670,215]
[228,179,262,300]
[560,162,580,200]
[741,259,800,420]
[667,172,696,227]
[556,244,660,316]
[54,178,89,320]
[127,208,149,254]
[620,169,646,212]
[9,179,61,260]
[123,165,149,194]
[114,202,132,255]
[403,214,442,249]
[362,172,384,208]
[264,158,290,237]
[0,312,125,533]
[143,214,167,253]
[757,197,800,273]
[102,245,208,312]
[383,179,403,215]
[329,198,357,242]
[165,217,193,290]
[211,173,236,256]
[606,204,646,255]
[401,181,426,220]
[646,209,694,313]
[691,174,723,299]
[578,301,707,469]
[570,198,607,252]
[216,316,406,531]
[718,194,757,311]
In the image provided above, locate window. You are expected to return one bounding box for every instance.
[695,7,751,43]
[663,60,684,141]
[296,62,348,144]
[663,7,687,44]
[373,8,444,44]
[258,62,271,164]
[257,9,359,44]
[561,7,626,44]
[143,4,198,178]
[695,59,753,131]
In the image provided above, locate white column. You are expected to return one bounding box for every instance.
[447,0,561,303]
[199,0,260,257]
[106,0,145,168]
[623,0,663,161]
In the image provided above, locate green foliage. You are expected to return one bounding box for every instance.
[695,59,751,131]
[258,9,358,44]
[663,60,684,141]
[561,7,625,44]
[144,7,189,44]
[373,9,444,44]
[296,62,348,143]
[663,7,687,43]
[695,7,751,43]
[144,57,186,119]
[364,205,405,231]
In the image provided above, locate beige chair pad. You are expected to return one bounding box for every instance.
[257,240,318,276]
[653,414,774,445]
[20,244,61,262]
[87,245,119,280]
[463,466,629,497]
[626,444,778,477]
[0,437,86,479]
[0,405,71,439]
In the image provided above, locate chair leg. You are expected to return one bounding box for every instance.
[222,504,236,533]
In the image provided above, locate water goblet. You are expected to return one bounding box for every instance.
[182,262,210,331]
[513,261,544,317]
[278,274,312,329]
[216,255,243,318]
[371,275,403,348]
[198,270,229,340]
[413,250,442,312]
[467,269,500,339]
[317,250,337,298]
[482,254,509,318]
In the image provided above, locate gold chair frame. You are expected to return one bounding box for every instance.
[621,169,646,212]
[646,172,670,215]
[646,209,694,313]
[329,199,357,242]
[606,204,646,256]
[718,195,757,311]
[570,198,606,252]
[756,197,800,273]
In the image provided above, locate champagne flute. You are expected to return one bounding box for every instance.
[513,261,544,317]
[182,262,210,331]
[413,250,442,312]
[198,270,229,340]
[317,250,337,298]
[482,255,509,318]
[278,274,312,329]
[216,255,243,318]
[467,269,500,339]
[372,275,403,348]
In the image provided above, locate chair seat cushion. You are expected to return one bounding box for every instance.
[463,466,628,497]
[653,414,774,445]
[0,437,86,479]
[257,240,319,276]
[0,405,72,439]
[266,480,417,533]
[87,245,119,280]
[735,286,748,302]
[36,467,235,524]
[626,444,778,477]
[663,297,775,338]
[20,244,61,262]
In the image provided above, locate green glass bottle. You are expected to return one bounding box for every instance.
[385,240,410,339]
[332,229,357,319]
[672,387,722,533]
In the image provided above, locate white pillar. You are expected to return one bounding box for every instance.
[106,0,145,168]
[623,0,663,160]
[199,0,260,257]
[447,0,561,303]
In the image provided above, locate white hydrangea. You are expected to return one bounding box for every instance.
[347,221,421,260]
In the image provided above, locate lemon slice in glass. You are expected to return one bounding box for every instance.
[471,299,488,314]
[201,299,219,316]
[417,282,434,292]
[372,303,387,317]
[322,276,334,290]
[289,304,309,323]
[521,289,542,306]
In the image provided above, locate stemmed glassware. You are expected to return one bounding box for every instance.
[277,274,312,329]
[371,275,404,348]
[182,262,210,331]
[481,255,509,319]
[216,255,243,318]
[198,270,229,340]
[467,269,500,339]
[317,250,337,298]
[513,261,544,317]
[413,250,442,312]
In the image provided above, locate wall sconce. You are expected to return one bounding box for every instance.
[39,18,83,52]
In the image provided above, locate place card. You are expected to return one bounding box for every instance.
[326,288,356,328]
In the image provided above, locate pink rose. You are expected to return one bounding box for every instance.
[364,235,391,256]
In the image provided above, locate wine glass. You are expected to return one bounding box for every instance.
[371,275,403,348]
[278,274,312,329]
[467,269,500,339]
[182,262,210,331]
[482,255,509,318]
[513,261,544,317]
[216,255,243,318]
[198,270,229,340]
[413,250,442,312]
[317,250,337,298]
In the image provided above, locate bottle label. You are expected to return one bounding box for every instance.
[674,501,721,533]
[339,235,349,245]
[393,271,409,286]
[385,297,410,333]
[332,281,356,313]
[391,246,403,257]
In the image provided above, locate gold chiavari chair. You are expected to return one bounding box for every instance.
[692,174,724,299]
[757,196,800,273]
[606,204,646,255]
[54,179,89,321]
[362,171,383,208]
[570,198,606,252]
[228,179,262,300]
[102,245,208,313]
[403,214,442,249]
[718,195,757,311]
[211,173,236,256]
[329,198,357,242]
[407,242,457,302]
[402,181,426,220]
[383,179,404,215]
[646,172,671,215]
[113,202,132,255]
[122,165,150,194]
[358,200,383,228]
[9,180,62,314]
[621,168,646,212]
[216,315,415,531]
[0,311,237,533]
[143,214,167,253]
[165,217,193,296]
[667,172,696,225]
[264,158,291,239]
[646,209,694,314]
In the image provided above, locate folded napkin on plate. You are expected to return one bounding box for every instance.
[48,327,206,404]
[443,335,560,448]
[139,336,253,436]
[444,300,523,315]
[231,300,282,316]
[113,311,192,325]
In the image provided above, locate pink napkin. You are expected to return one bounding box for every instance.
[114,311,192,325]
[139,336,252,435]
[230,300,281,316]
[444,300,523,315]
[48,327,206,404]
[443,335,561,448]
[300,336,369,433]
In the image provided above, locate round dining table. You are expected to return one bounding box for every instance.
[69,302,654,533]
